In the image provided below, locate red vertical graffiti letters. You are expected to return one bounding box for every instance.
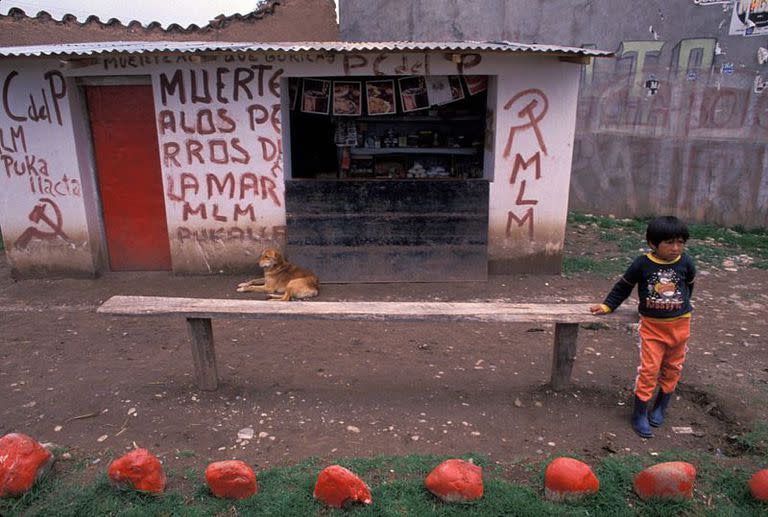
[502,89,549,240]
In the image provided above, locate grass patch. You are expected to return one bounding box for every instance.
[568,212,649,232]
[562,255,628,277]
[564,212,768,276]
[733,420,768,456]
[2,452,766,516]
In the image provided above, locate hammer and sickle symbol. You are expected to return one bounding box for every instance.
[13,198,71,250]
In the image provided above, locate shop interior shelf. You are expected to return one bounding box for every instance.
[349,147,478,156]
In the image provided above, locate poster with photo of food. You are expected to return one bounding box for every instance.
[333,81,362,116]
[301,78,331,115]
[464,75,488,95]
[447,76,465,102]
[365,79,396,116]
[398,76,430,112]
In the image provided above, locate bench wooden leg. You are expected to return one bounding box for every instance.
[550,323,579,391]
[186,317,219,391]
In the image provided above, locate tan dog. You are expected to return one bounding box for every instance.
[236,248,319,301]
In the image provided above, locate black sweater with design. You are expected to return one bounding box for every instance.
[602,253,696,319]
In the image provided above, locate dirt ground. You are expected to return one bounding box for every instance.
[1,230,767,488]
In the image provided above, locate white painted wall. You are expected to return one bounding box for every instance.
[487,57,581,264]
[0,50,583,275]
[0,60,97,276]
[150,60,287,273]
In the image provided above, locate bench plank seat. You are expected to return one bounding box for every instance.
[98,296,636,324]
[98,295,638,391]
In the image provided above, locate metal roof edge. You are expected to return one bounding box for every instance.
[0,40,614,59]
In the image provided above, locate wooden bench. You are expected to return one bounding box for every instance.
[98,296,637,392]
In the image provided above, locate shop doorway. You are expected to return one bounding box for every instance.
[86,84,172,271]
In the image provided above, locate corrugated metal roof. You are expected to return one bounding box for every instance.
[0,40,613,58]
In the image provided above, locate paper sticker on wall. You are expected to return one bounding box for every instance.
[758,47,768,64]
[425,76,453,105]
[755,75,767,94]
[644,77,660,96]
[729,0,768,36]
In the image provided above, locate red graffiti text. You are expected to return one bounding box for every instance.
[502,89,550,240]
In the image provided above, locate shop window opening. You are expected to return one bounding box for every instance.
[287,75,489,181]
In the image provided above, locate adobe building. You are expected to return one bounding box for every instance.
[0,39,610,281]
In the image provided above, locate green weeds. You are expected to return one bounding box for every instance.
[733,421,768,456]
[564,212,768,276]
[561,255,628,276]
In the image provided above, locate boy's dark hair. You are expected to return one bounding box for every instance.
[646,216,689,246]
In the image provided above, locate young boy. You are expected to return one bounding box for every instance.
[590,216,696,438]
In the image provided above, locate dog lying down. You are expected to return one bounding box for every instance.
[236,248,319,301]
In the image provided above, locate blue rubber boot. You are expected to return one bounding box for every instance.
[649,391,673,427]
[632,395,653,438]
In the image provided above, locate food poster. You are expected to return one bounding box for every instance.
[464,75,488,95]
[447,76,465,103]
[301,78,331,114]
[365,79,396,115]
[398,76,429,112]
[332,81,362,116]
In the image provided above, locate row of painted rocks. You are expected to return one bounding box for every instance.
[2,433,768,506]
[545,457,698,501]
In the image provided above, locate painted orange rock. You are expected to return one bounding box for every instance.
[748,469,768,502]
[313,465,372,508]
[205,460,258,499]
[424,459,483,502]
[107,448,166,493]
[0,433,54,498]
[633,461,696,501]
[544,457,599,502]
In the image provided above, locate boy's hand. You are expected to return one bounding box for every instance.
[590,304,610,315]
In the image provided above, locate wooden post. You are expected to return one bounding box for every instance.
[186,318,218,391]
[550,323,579,391]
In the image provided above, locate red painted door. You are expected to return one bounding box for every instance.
[86,85,171,271]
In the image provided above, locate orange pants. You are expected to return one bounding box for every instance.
[634,316,691,401]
